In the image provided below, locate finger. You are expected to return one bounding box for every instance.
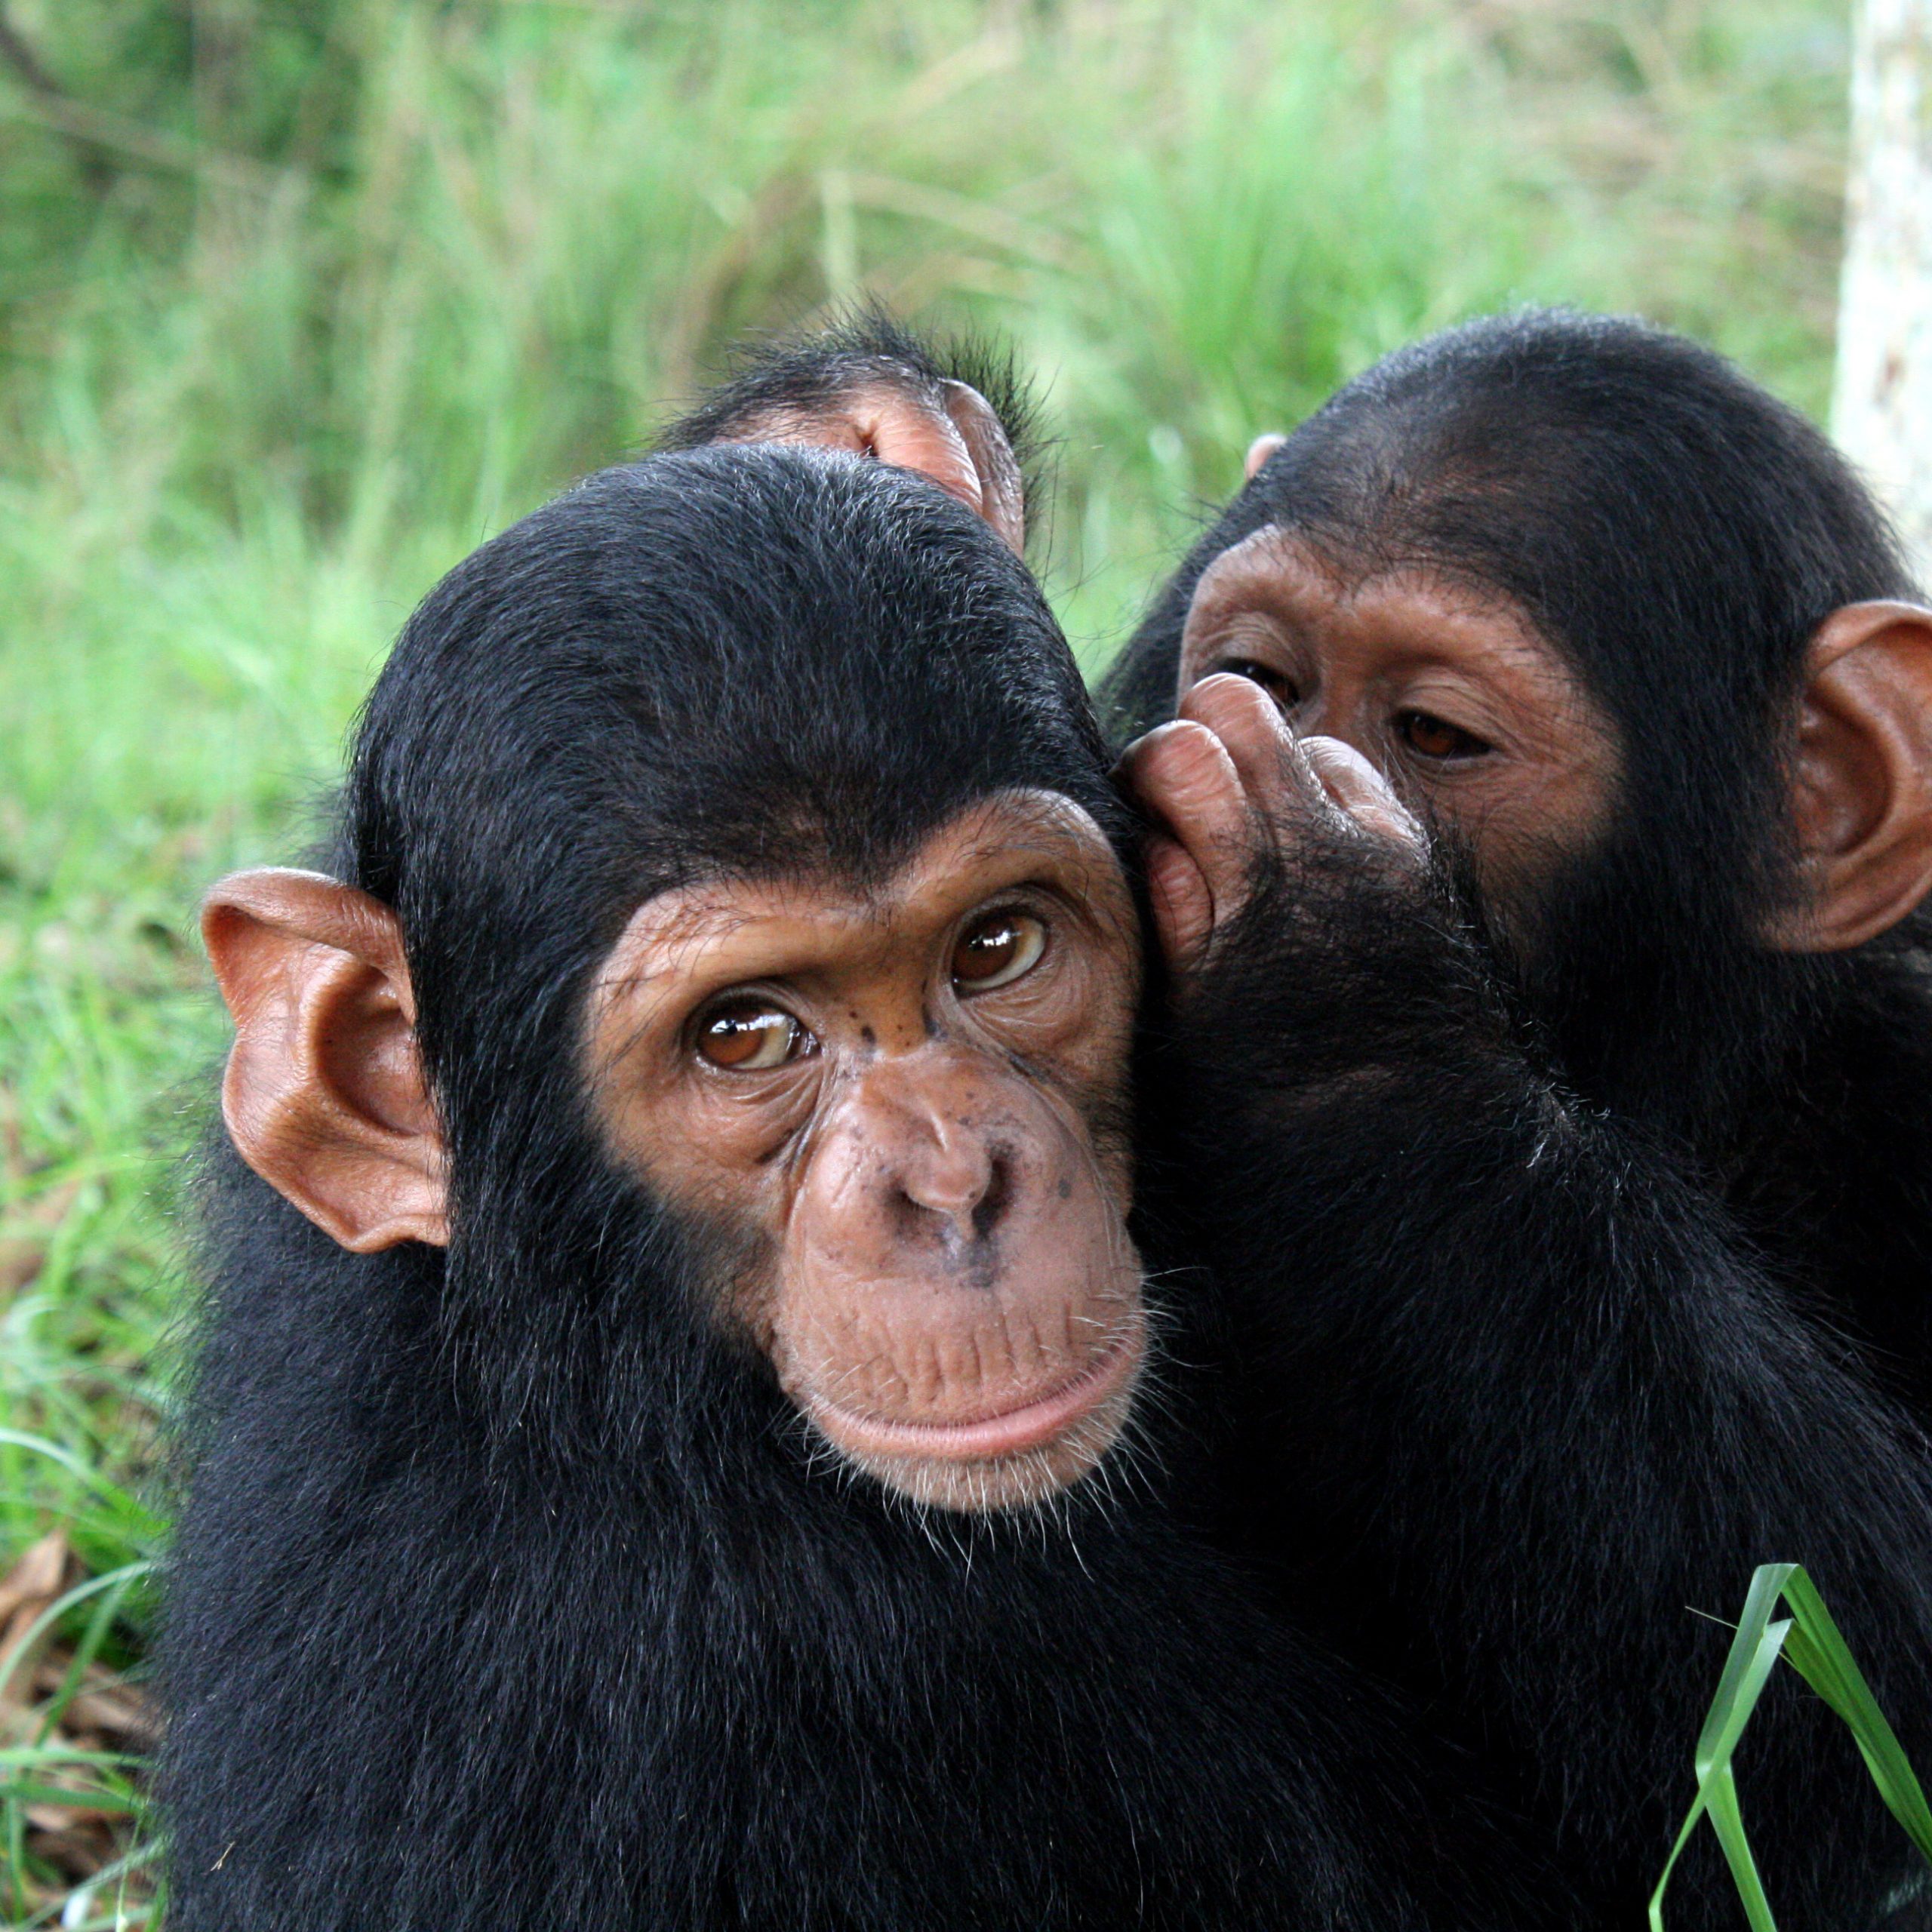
[1143,832,1216,977]
[1297,735,1426,851]
[1176,674,1326,822]
[1117,720,1257,941]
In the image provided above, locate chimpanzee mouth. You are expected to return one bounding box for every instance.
[804,1317,1145,1464]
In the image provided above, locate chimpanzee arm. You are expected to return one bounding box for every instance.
[1128,684,1932,1928]
[654,311,1034,552]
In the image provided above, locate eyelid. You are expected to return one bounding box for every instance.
[1393,708,1493,760]
[1387,677,1505,736]
[689,990,817,1069]
[1218,654,1291,682]
[972,880,1091,949]
[1204,617,1296,661]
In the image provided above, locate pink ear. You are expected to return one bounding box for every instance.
[942,380,1026,555]
[1770,602,1932,952]
[204,869,449,1251]
[1244,433,1287,481]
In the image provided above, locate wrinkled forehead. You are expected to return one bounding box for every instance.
[602,789,1135,970]
[1186,525,1564,672]
[1200,523,1537,623]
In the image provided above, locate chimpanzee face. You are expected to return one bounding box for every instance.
[1172,523,1932,959]
[1175,527,1621,921]
[583,789,1145,1513]
[203,444,1155,1520]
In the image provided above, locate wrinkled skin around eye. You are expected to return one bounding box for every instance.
[1169,528,1620,916]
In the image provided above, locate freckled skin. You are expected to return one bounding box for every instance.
[585,790,1146,1512]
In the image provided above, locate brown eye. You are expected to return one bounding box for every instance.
[1220,659,1299,709]
[697,1001,810,1071]
[1396,710,1491,761]
[952,911,1046,993]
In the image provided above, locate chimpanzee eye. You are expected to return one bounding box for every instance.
[696,1001,811,1071]
[952,911,1047,993]
[1220,659,1300,709]
[1396,710,1491,761]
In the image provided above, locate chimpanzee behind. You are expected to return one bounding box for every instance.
[159,445,1558,1930]
[1111,314,1932,1927]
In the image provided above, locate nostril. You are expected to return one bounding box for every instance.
[892,1142,1011,1243]
[970,1152,1012,1243]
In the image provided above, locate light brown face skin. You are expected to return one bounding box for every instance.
[583,791,1146,1515]
[1174,528,1621,914]
[1155,522,1932,956]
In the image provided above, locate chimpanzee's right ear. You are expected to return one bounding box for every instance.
[202,869,448,1252]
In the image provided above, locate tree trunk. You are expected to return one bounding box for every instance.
[1834,0,1932,587]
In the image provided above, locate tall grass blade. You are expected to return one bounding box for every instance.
[1651,1564,1932,1930]
[1774,1567,1932,1865]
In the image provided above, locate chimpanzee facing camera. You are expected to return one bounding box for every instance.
[159,444,1564,1930]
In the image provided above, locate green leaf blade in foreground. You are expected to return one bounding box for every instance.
[1651,1563,1932,1931]
[1647,1589,1789,1932]
[1774,1567,1932,1869]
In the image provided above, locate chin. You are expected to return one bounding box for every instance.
[810,1318,1147,1515]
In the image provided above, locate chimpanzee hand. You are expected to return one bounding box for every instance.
[1118,672,1426,981]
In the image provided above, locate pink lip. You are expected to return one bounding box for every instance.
[808,1324,1143,1463]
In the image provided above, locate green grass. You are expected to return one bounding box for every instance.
[0,0,1863,1918]
[1652,1564,1932,1929]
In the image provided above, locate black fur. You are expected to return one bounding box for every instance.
[1108,311,1932,1926]
[159,446,1561,1930]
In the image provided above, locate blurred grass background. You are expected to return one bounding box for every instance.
[0,0,1861,1919]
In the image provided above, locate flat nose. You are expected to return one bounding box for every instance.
[897,1130,1012,1243]
[854,1057,1016,1246]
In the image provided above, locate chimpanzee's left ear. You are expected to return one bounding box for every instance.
[202,869,448,1251]
[715,378,1025,555]
[1772,601,1932,951]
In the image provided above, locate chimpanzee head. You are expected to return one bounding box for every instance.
[1108,309,1932,1140]
[202,448,1148,1515]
